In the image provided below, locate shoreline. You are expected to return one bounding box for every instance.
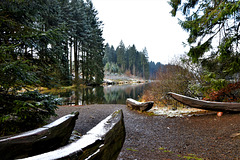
[53,104,240,160]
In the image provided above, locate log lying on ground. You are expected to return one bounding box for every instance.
[126,98,154,112]
[19,109,126,160]
[168,92,240,112]
[0,111,79,160]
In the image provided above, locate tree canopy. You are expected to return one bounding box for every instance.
[169,0,240,79]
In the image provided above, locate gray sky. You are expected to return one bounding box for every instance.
[92,0,189,64]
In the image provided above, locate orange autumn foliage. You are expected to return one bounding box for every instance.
[203,82,240,102]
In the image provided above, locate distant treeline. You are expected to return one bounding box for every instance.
[149,61,164,79]
[103,41,164,79]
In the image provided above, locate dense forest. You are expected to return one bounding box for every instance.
[103,41,164,79]
[0,0,104,135]
[0,0,104,89]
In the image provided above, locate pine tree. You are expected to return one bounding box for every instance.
[169,0,240,79]
[116,40,126,72]
[141,47,149,79]
[110,45,117,63]
[67,0,104,85]
[103,43,111,65]
[128,45,137,75]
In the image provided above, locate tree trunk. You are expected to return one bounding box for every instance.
[82,49,85,82]
[74,37,79,84]
[70,41,72,80]
[133,65,136,76]
[143,64,145,79]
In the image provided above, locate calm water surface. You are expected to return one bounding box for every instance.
[56,83,150,105]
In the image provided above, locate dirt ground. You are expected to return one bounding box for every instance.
[53,104,240,160]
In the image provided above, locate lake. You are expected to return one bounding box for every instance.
[56,83,150,105]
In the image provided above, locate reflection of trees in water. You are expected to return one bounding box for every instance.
[103,84,147,104]
[61,83,149,105]
[73,86,105,105]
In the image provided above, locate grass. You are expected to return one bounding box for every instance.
[39,84,87,94]
[182,154,204,160]
[159,147,173,153]
[126,148,138,152]
[158,147,203,160]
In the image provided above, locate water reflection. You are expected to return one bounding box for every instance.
[61,83,149,105]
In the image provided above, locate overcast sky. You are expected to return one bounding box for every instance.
[91,0,189,64]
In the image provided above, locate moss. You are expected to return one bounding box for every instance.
[146,112,156,116]
[158,147,172,153]
[163,150,172,153]
[126,148,138,152]
[182,154,203,160]
[159,147,165,150]
[158,147,203,159]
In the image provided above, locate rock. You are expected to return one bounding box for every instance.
[230,132,240,138]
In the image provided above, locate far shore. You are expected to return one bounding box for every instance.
[103,72,150,85]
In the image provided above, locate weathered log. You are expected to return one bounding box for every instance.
[19,109,126,160]
[126,98,154,111]
[0,111,79,160]
[168,92,240,112]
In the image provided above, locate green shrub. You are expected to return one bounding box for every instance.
[0,90,60,136]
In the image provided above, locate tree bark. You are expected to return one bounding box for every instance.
[74,37,79,84]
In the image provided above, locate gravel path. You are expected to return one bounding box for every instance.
[53,104,240,160]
